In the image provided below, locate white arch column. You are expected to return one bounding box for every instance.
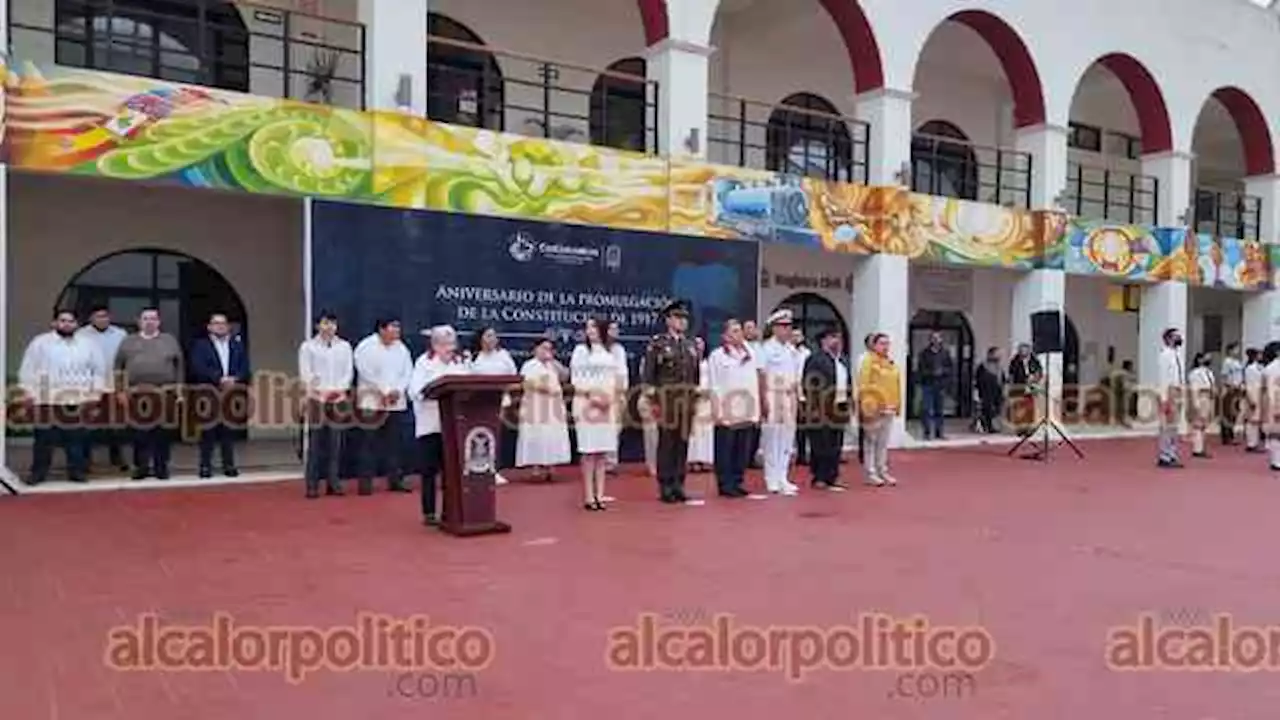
[1242,174,1280,348]
[359,0,429,113]
[1010,123,1069,420]
[854,88,913,186]
[0,166,10,488]
[645,39,713,158]
[1138,151,1192,401]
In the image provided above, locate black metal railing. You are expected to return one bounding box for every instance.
[1064,162,1159,225]
[425,35,659,154]
[706,93,870,184]
[1194,188,1262,240]
[8,0,366,108]
[910,132,1032,209]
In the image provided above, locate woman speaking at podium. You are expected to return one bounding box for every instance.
[409,325,470,527]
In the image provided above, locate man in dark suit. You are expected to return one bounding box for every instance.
[801,327,850,491]
[190,312,250,478]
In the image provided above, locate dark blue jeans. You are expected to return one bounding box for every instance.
[921,384,945,438]
[30,406,89,482]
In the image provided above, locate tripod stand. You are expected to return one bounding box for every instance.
[1007,353,1084,462]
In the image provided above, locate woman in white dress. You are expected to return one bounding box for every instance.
[1188,352,1216,459]
[469,326,518,485]
[686,336,714,471]
[516,337,571,479]
[571,317,626,510]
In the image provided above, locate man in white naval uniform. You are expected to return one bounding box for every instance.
[758,310,802,495]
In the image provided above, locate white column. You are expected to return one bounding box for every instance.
[854,88,914,186]
[851,254,910,447]
[359,0,429,113]
[1010,269,1066,421]
[0,165,10,487]
[645,39,712,158]
[1141,150,1195,228]
[1015,124,1069,210]
[1138,281,1188,422]
[1243,174,1280,348]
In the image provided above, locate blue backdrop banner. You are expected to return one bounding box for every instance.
[311,201,759,465]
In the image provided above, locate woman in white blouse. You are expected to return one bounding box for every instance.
[686,336,714,471]
[516,337,571,479]
[1188,352,1216,459]
[408,325,470,526]
[570,318,626,511]
[469,326,518,485]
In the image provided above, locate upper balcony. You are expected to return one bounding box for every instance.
[7,0,366,108]
[426,19,658,154]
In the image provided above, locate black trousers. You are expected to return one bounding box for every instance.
[809,406,846,485]
[747,425,762,467]
[128,388,178,476]
[30,405,89,482]
[359,409,406,493]
[857,426,865,463]
[304,400,344,492]
[713,424,753,494]
[88,423,126,468]
[419,433,444,518]
[977,396,1001,433]
[199,423,237,470]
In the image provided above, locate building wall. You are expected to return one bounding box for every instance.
[1065,275,1140,384]
[7,173,304,434]
[1188,286,1245,355]
[756,243,857,326]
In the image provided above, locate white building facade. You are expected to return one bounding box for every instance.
[3,0,1280,467]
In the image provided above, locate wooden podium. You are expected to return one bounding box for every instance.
[423,374,520,536]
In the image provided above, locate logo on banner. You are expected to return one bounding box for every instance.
[508,231,536,262]
[604,245,622,272]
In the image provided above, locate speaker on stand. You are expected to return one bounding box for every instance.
[1008,310,1084,461]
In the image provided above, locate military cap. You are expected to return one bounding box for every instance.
[661,299,690,318]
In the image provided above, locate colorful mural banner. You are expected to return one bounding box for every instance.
[1188,232,1268,290]
[0,61,671,233]
[1048,216,1191,282]
[0,60,1274,289]
[669,160,1044,268]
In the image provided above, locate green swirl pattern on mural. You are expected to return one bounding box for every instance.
[93,107,274,179]
[243,110,371,196]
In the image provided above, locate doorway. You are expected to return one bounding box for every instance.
[770,292,850,352]
[907,309,974,419]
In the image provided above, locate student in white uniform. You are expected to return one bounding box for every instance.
[1243,347,1264,452]
[409,325,470,526]
[469,326,518,485]
[1156,327,1185,469]
[759,310,802,495]
[18,310,104,484]
[517,337,571,479]
[297,310,354,498]
[353,317,414,495]
[1219,342,1244,446]
[570,318,626,511]
[1187,352,1215,459]
[1263,342,1280,471]
[686,337,714,470]
[75,304,129,473]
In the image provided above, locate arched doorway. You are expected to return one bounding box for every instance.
[426,13,505,130]
[590,57,649,152]
[770,293,849,352]
[912,120,979,201]
[766,93,856,182]
[907,310,974,419]
[54,0,249,91]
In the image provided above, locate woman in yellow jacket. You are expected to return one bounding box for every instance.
[857,333,903,486]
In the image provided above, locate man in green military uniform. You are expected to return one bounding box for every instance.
[643,299,701,503]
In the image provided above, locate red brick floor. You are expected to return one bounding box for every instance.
[3,438,1280,719]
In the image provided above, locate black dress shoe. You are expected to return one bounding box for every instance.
[131,470,150,481]
[325,484,345,496]
[155,469,170,480]
[223,467,239,478]
[68,476,87,484]
[25,476,46,486]
[388,481,412,493]
[423,514,440,526]
[198,467,212,479]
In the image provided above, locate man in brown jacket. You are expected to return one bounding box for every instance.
[114,307,183,480]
